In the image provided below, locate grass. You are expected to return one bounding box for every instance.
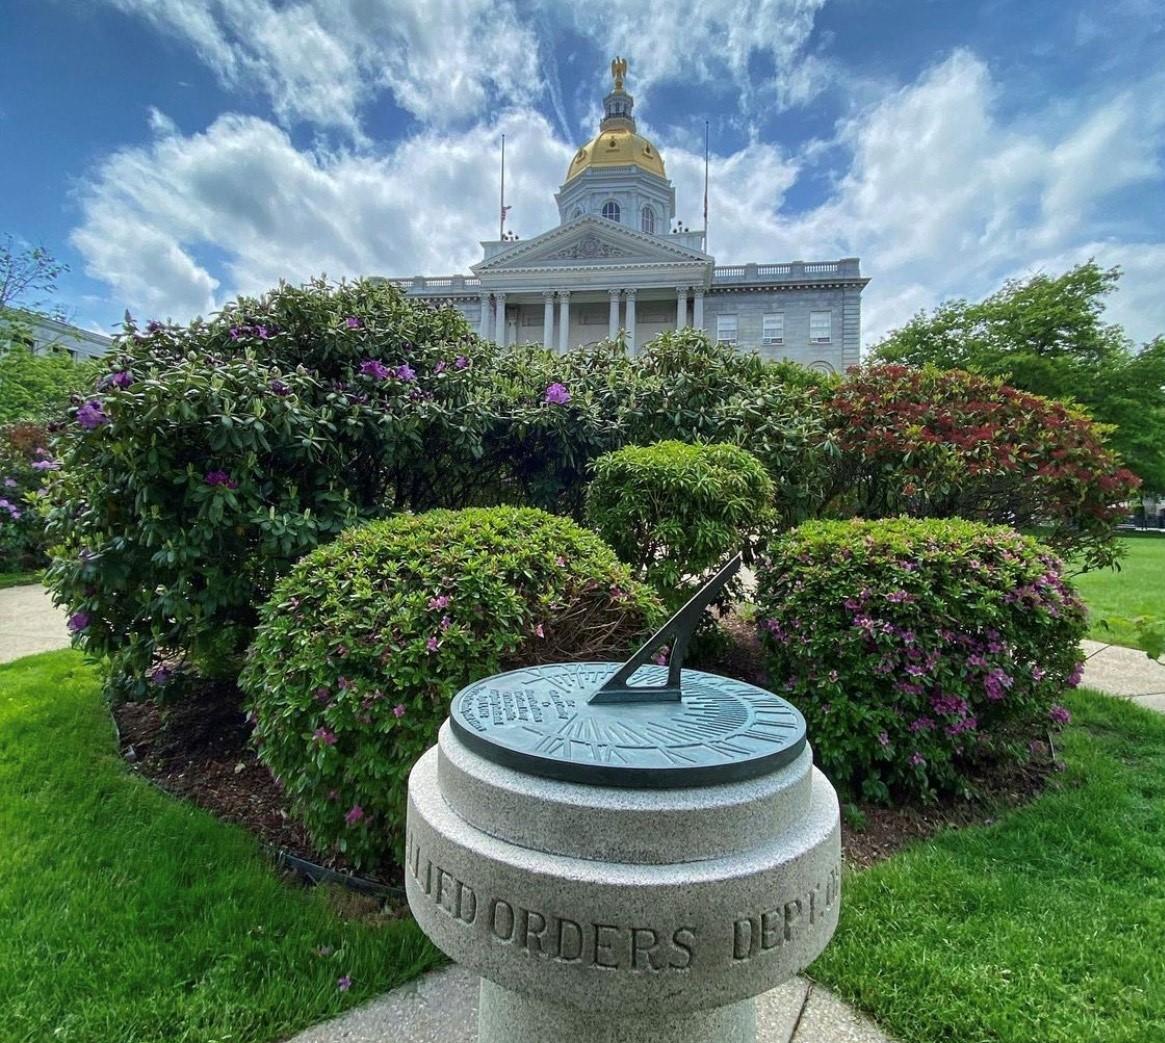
[0,650,442,1043]
[1072,533,1165,651]
[810,688,1165,1043]
[0,569,41,589]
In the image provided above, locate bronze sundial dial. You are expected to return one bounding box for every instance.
[449,555,807,787]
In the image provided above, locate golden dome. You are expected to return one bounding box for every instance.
[565,127,666,182]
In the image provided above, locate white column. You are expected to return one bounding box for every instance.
[608,289,620,341]
[495,293,507,348]
[693,289,704,331]
[676,286,688,329]
[479,293,491,340]
[542,291,555,348]
[625,289,636,354]
[557,291,571,353]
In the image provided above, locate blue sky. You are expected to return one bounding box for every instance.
[2,0,1163,346]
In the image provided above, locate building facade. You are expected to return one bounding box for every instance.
[379,59,868,373]
[2,309,112,360]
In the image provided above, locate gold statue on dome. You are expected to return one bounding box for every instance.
[611,56,628,90]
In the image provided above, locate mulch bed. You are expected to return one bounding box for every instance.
[113,628,1057,891]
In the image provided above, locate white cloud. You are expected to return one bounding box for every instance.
[70,51,1165,351]
[104,0,543,133]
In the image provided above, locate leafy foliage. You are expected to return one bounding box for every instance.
[871,262,1165,492]
[827,365,1140,570]
[0,424,55,570]
[240,507,660,869]
[43,278,481,692]
[586,440,773,606]
[756,518,1087,803]
[0,342,100,424]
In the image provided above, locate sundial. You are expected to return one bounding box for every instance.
[449,555,807,787]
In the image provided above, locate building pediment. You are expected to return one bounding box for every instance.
[473,215,710,274]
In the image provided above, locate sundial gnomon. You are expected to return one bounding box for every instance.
[450,555,807,787]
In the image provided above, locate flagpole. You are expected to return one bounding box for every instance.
[703,120,709,253]
[499,133,506,240]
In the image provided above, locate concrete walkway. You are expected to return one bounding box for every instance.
[1080,639,1165,715]
[0,584,69,664]
[285,964,892,1043]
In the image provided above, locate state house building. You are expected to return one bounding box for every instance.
[379,60,868,373]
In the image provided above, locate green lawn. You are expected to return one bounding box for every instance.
[1073,534,1165,651]
[0,570,41,589]
[0,650,441,1043]
[811,689,1165,1043]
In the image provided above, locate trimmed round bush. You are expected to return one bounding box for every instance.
[585,440,774,606]
[756,518,1086,802]
[240,506,661,870]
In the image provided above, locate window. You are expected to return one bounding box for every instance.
[716,314,738,346]
[762,313,784,344]
[641,206,655,233]
[602,200,621,222]
[810,310,832,343]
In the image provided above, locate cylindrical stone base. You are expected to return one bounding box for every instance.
[478,978,756,1043]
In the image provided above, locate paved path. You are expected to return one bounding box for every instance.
[1080,639,1165,715]
[0,584,70,664]
[285,964,892,1043]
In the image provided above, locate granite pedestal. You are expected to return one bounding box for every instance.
[405,722,841,1043]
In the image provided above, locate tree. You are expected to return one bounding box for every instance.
[871,262,1165,492]
[0,235,68,315]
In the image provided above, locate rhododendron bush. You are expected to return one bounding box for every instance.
[240,506,660,869]
[0,423,56,570]
[756,518,1086,802]
[827,365,1139,571]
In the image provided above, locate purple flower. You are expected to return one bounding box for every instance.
[360,359,390,380]
[1066,661,1085,689]
[428,594,451,611]
[983,668,1014,702]
[147,664,173,686]
[908,752,926,768]
[229,325,244,340]
[205,470,238,489]
[393,703,406,718]
[1031,665,1047,681]
[314,686,331,704]
[434,360,447,374]
[454,355,470,370]
[395,363,417,383]
[345,805,364,825]
[146,320,163,333]
[269,379,292,396]
[544,382,571,405]
[877,731,891,748]
[345,316,362,329]
[337,975,352,992]
[909,716,934,733]
[313,727,337,746]
[31,459,59,471]
[440,614,452,631]
[111,371,135,388]
[254,325,271,339]
[67,611,91,633]
[1049,704,1072,726]
[426,636,440,652]
[2,478,16,488]
[885,590,914,604]
[76,400,108,430]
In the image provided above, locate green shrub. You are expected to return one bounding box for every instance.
[0,341,100,424]
[0,423,54,570]
[43,279,483,692]
[240,506,661,869]
[756,518,1086,802]
[586,440,774,606]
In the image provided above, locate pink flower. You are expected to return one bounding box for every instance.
[1066,661,1085,688]
[313,727,336,746]
[426,636,440,652]
[440,615,452,631]
[345,805,364,825]
[533,623,545,638]
[393,704,406,718]
[544,382,571,405]
[554,555,566,567]
[428,594,451,611]
[908,752,926,767]
[1049,704,1071,726]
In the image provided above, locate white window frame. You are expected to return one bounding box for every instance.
[716,314,738,346]
[641,205,655,233]
[810,310,832,344]
[602,200,621,223]
[762,312,785,345]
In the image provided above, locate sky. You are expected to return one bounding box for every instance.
[1,0,1163,348]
